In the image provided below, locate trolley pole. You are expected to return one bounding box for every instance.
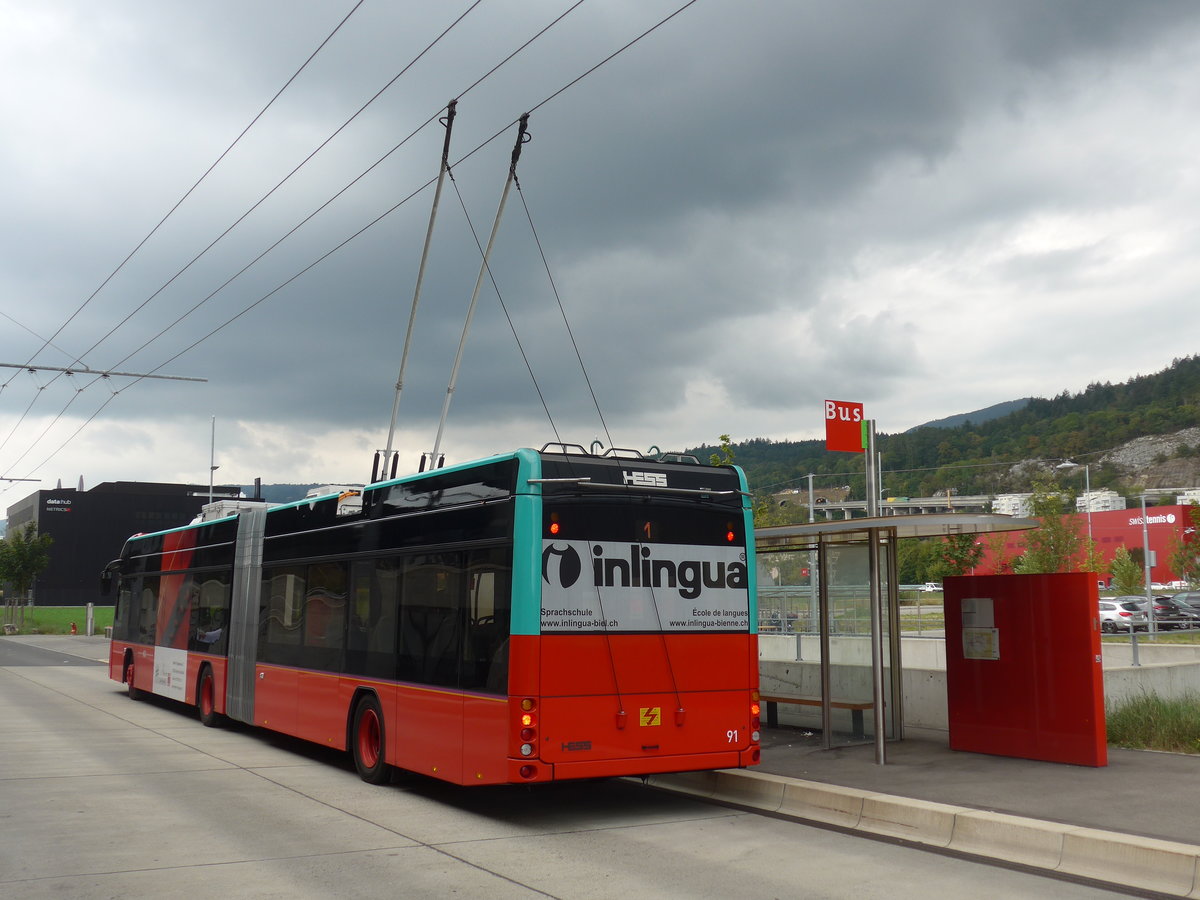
[431,114,531,463]
[381,100,457,476]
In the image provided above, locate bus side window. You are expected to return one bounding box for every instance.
[345,559,398,679]
[463,552,512,693]
[191,574,231,655]
[137,577,160,645]
[301,562,347,673]
[397,553,463,688]
[259,567,305,666]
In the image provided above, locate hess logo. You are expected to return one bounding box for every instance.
[622,470,667,487]
[542,544,583,588]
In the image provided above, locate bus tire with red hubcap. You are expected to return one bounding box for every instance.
[197,665,222,727]
[352,694,389,784]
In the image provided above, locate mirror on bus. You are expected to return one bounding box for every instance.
[99,560,119,597]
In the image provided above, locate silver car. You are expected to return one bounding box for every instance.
[1098,600,1148,633]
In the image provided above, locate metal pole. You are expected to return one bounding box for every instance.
[886,530,904,741]
[208,416,216,504]
[1142,494,1155,635]
[431,114,530,463]
[1085,464,1093,543]
[808,473,818,627]
[864,420,886,764]
[817,540,832,749]
[868,526,886,763]
[383,101,457,471]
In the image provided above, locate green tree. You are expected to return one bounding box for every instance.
[709,434,735,467]
[938,533,985,577]
[1079,537,1105,578]
[983,533,1019,575]
[1014,478,1083,575]
[1110,546,1145,596]
[1167,503,1200,588]
[897,538,944,584]
[0,523,54,599]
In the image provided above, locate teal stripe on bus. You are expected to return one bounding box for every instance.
[733,464,759,634]
[510,448,543,636]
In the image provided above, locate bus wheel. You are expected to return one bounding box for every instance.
[197,667,222,727]
[124,658,142,701]
[352,695,389,785]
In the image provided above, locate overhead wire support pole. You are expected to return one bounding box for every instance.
[430,113,531,465]
[381,99,458,477]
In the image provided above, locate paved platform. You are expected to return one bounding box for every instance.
[645,724,1200,897]
[755,724,1198,847]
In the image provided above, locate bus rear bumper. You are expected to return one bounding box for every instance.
[512,747,759,783]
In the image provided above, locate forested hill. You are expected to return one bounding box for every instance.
[687,354,1200,500]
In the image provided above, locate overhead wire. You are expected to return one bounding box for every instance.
[125,0,695,384]
[2,0,700,483]
[5,0,575,418]
[0,0,492,475]
[59,0,488,375]
[445,152,563,446]
[2,0,369,391]
[0,0,372,465]
[513,179,614,450]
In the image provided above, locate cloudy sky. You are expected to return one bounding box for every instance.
[3,0,1200,499]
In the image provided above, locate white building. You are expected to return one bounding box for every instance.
[1076,489,1126,513]
[1177,489,1200,506]
[992,493,1033,517]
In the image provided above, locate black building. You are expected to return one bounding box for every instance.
[5,482,239,606]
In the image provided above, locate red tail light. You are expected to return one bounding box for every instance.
[516,699,537,758]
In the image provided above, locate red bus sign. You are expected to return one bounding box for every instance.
[825,400,865,453]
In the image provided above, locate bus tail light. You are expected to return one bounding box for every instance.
[519,764,537,779]
[750,701,761,742]
[517,699,537,756]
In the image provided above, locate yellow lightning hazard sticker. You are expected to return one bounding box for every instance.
[639,707,661,727]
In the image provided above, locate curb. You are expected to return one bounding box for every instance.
[643,769,1200,898]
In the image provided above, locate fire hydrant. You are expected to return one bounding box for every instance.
[70,622,77,635]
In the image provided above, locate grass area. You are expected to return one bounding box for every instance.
[1107,692,1200,754]
[1,605,114,635]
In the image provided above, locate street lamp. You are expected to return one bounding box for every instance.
[1057,460,1093,543]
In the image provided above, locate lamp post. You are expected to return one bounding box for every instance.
[1057,460,1093,543]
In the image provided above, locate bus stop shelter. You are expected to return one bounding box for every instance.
[754,513,1036,764]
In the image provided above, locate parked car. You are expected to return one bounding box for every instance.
[1148,596,1200,630]
[1098,600,1148,633]
[1171,591,1200,612]
[921,582,941,592]
[1113,595,1198,630]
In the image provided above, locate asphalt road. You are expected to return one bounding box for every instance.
[0,642,1144,899]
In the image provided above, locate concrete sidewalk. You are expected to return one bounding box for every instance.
[648,725,1200,898]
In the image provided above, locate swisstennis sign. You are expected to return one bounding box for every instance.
[824,399,865,453]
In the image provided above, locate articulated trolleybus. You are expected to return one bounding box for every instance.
[106,445,761,785]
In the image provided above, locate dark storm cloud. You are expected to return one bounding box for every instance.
[4,0,1200,486]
